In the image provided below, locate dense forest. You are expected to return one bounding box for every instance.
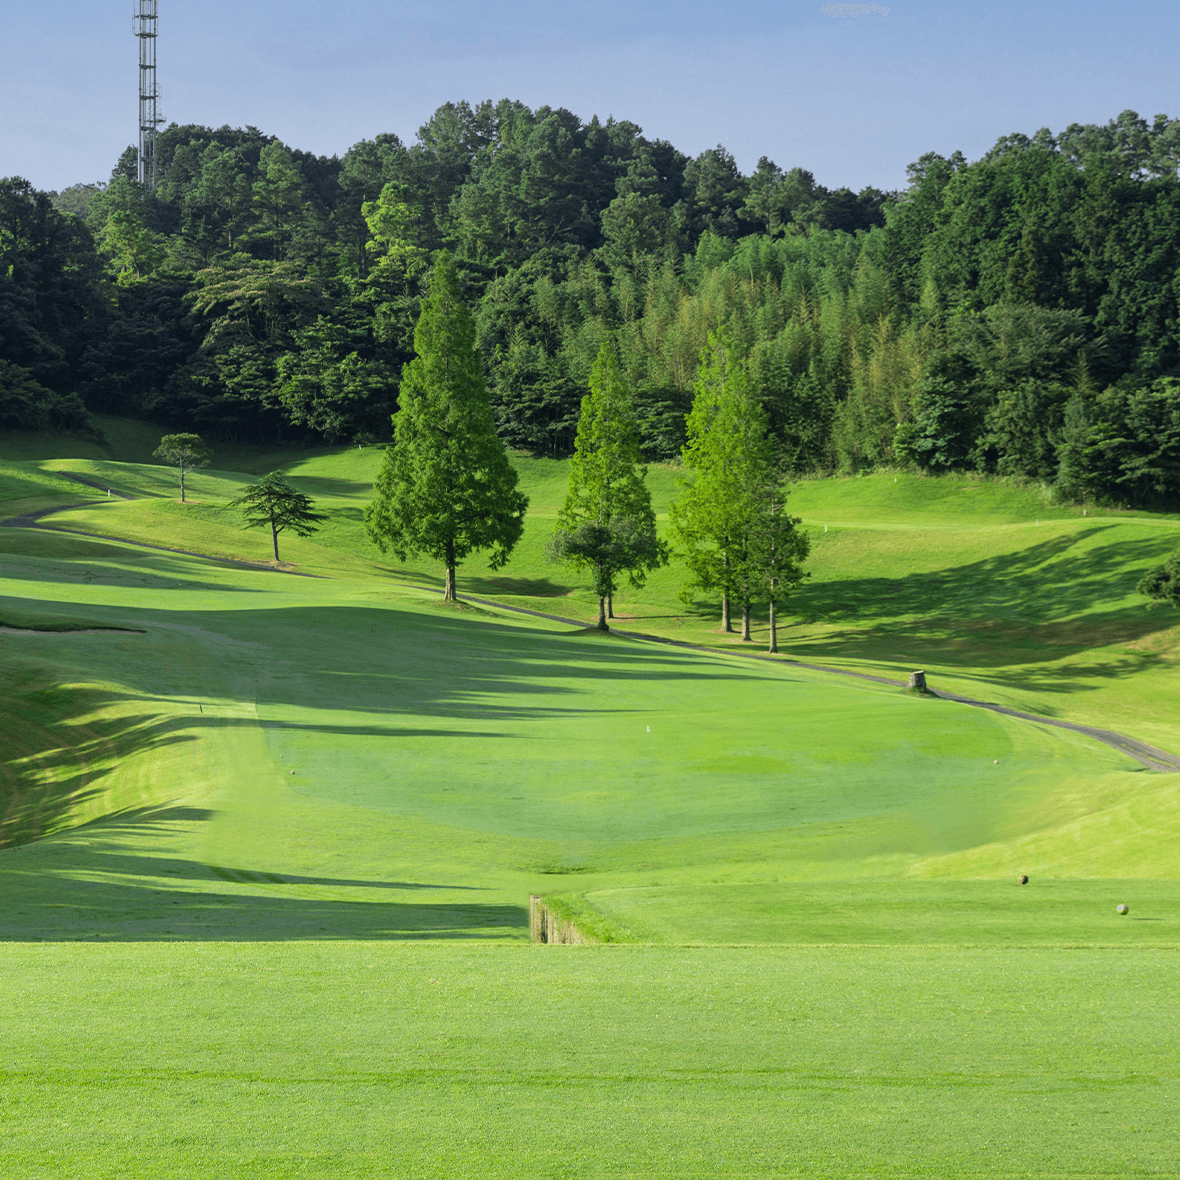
[3,100,1180,506]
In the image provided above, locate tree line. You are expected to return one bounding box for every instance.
[369,253,810,644]
[3,101,1180,507]
[164,253,811,643]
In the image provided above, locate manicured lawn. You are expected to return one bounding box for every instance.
[2,942,1177,1178]
[2,428,1179,1176]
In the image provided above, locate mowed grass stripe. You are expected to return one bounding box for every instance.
[0,943,1177,1178]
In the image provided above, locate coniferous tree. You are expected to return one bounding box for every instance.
[229,471,327,561]
[747,479,810,653]
[670,331,780,639]
[549,343,668,630]
[365,251,528,599]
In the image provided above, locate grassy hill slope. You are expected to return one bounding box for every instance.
[3,423,1180,1177]
[7,418,1180,752]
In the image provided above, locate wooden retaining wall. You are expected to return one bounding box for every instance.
[529,894,586,944]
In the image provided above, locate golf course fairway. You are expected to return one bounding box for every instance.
[1,426,1178,1177]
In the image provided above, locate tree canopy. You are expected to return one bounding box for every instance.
[364,251,528,599]
[228,471,326,561]
[1,102,1177,509]
[550,343,667,629]
[152,433,211,502]
[671,332,809,644]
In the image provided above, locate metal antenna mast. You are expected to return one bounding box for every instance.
[134,1,163,189]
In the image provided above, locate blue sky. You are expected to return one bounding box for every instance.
[4,1,1178,193]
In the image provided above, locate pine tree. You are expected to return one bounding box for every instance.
[747,479,810,653]
[670,331,765,636]
[549,343,668,630]
[229,471,327,562]
[365,251,528,600]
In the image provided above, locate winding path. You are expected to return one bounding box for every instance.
[452,591,1180,774]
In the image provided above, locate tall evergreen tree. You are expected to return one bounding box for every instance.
[747,480,810,653]
[365,251,528,600]
[549,343,667,630]
[670,331,777,639]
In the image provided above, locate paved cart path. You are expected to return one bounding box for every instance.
[451,590,1180,773]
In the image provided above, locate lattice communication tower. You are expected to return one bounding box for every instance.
[134,1,163,189]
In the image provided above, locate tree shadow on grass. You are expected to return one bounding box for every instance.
[0,836,518,942]
[471,575,575,598]
[0,538,270,594]
[0,669,203,850]
[794,529,1175,631]
[231,602,777,728]
[36,809,484,896]
[752,529,1180,693]
[284,476,373,498]
[0,880,523,942]
[1,601,776,874]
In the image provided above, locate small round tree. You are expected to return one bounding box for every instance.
[1138,551,1180,608]
[153,433,211,503]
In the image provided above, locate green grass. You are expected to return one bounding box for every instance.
[2,943,1177,1179]
[17,445,1180,751]
[3,427,1180,1175]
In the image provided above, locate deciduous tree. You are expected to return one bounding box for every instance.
[1139,550,1180,608]
[153,432,210,502]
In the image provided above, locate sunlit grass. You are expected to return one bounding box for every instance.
[2,424,1180,1177]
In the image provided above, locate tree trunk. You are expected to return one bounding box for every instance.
[606,593,614,619]
[768,600,778,653]
[443,539,457,601]
[721,553,733,632]
[596,596,609,631]
[741,601,751,642]
[179,465,186,504]
[271,521,280,562]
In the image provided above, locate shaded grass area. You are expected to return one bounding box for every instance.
[0,429,109,463]
[20,445,1180,749]
[0,464,101,523]
[0,524,1173,950]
